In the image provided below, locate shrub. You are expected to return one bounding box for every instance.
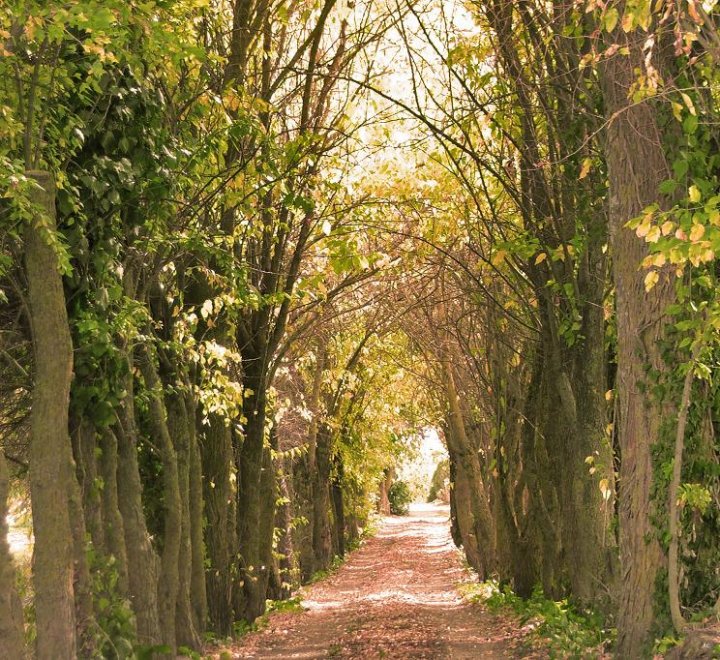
[388,480,411,515]
[427,459,450,503]
[461,580,615,657]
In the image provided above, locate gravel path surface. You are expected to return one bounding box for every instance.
[221,503,546,659]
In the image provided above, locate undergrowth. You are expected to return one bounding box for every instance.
[460,581,615,658]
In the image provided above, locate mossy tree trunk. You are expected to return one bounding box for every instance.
[236,357,274,621]
[331,454,345,558]
[312,423,334,573]
[166,390,202,651]
[115,365,161,646]
[600,19,677,657]
[200,415,236,634]
[186,392,208,634]
[99,429,129,595]
[24,171,77,660]
[138,347,182,654]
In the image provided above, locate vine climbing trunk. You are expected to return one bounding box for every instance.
[600,20,678,657]
[668,357,695,633]
[24,171,77,660]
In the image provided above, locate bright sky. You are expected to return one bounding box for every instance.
[398,426,447,499]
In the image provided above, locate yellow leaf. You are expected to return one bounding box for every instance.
[621,12,635,32]
[681,92,696,116]
[579,158,592,180]
[689,223,705,241]
[653,253,666,268]
[492,249,507,267]
[644,270,659,291]
[688,0,703,24]
[599,478,612,501]
[689,185,701,203]
[661,220,675,236]
[604,7,619,32]
[636,221,651,238]
[534,252,547,265]
[646,226,661,243]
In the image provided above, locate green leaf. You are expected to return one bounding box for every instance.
[603,8,619,33]
[683,114,698,135]
[672,159,688,180]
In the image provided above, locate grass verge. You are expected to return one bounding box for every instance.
[459,581,615,658]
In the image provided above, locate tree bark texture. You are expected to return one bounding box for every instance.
[99,429,129,595]
[200,415,236,634]
[236,360,273,621]
[138,349,182,654]
[116,367,161,646]
[24,171,77,660]
[600,23,677,657]
[166,392,202,651]
[312,423,334,573]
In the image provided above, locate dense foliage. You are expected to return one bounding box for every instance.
[388,480,411,516]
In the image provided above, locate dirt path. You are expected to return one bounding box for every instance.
[222,503,545,659]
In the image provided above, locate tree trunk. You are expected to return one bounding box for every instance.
[236,360,272,622]
[441,358,496,576]
[378,469,392,516]
[257,444,277,604]
[115,367,161,646]
[600,22,677,657]
[138,349,182,654]
[67,460,97,656]
[292,457,315,581]
[331,454,345,558]
[668,360,695,633]
[275,454,295,598]
[444,429,484,575]
[0,453,24,659]
[312,423,334,573]
[166,392,202,651]
[69,419,101,655]
[448,455,463,548]
[24,171,77,660]
[99,429,129,595]
[186,394,208,634]
[571,202,617,607]
[73,418,105,554]
[200,415,235,634]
